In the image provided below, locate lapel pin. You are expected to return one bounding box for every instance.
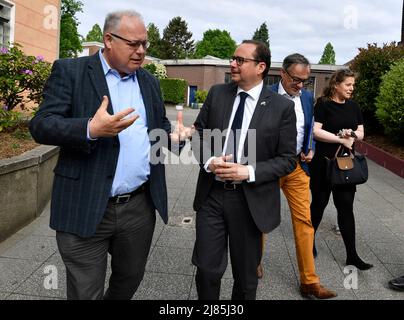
[260,101,267,106]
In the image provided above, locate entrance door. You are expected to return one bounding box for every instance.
[189,86,197,106]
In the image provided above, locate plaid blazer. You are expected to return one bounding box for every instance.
[30,53,171,237]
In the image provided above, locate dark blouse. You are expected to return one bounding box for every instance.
[313,98,364,160]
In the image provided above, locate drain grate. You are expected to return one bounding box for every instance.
[182,217,193,225]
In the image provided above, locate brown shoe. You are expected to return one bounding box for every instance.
[257,263,264,279]
[300,283,337,299]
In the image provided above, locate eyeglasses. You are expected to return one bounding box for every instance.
[284,68,310,85]
[110,33,150,50]
[230,56,260,66]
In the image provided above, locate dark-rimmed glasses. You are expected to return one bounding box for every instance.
[283,68,310,85]
[230,56,260,66]
[110,33,150,50]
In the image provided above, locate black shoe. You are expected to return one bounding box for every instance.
[388,276,404,291]
[346,258,373,270]
[313,245,317,259]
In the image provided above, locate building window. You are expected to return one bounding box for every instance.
[0,1,13,47]
[264,75,281,86]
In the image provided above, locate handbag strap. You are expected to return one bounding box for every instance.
[335,145,354,159]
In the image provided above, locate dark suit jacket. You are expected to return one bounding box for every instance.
[192,83,297,233]
[29,53,171,238]
[270,83,315,175]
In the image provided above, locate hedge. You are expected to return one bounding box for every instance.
[159,78,187,105]
[375,58,404,145]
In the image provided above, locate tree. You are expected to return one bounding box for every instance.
[160,17,194,59]
[194,29,236,59]
[85,23,103,42]
[59,0,83,58]
[252,22,270,48]
[319,42,336,65]
[350,42,404,133]
[147,23,163,58]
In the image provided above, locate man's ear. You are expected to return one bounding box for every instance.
[258,62,266,77]
[104,34,112,49]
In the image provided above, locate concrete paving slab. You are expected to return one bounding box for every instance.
[0,235,57,261]
[146,246,195,276]
[156,226,195,249]
[0,257,42,292]
[133,272,193,300]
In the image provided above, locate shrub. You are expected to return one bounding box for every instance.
[0,108,22,132]
[375,59,404,145]
[350,42,404,133]
[143,62,167,79]
[159,78,187,104]
[195,90,208,104]
[0,44,52,112]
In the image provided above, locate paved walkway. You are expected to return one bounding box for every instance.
[0,107,403,300]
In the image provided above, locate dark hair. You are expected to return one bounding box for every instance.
[282,53,310,71]
[322,68,355,100]
[242,40,271,79]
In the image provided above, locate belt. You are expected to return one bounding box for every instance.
[109,183,148,204]
[213,180,243,191]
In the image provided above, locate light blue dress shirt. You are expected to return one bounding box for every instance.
[99,51,150,196]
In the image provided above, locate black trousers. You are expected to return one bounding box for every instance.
[56,189,156,300]
[192,182,262,300]
[310,158,359,261]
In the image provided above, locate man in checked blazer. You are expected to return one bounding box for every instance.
[191,40,297,300]
[30,10,189,300]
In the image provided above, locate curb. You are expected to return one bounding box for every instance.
[356,140,404,178]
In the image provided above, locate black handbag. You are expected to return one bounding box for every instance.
[326,145,368,187]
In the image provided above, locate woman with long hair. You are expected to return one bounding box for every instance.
[310,69,373,270]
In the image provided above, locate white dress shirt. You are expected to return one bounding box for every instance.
[205,81,264,183]
[278,81,305,155]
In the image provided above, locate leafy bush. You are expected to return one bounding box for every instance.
[375,59,404,145]
[143,62,167,79]
[0,44,52,111]
[195,90,208,103]
[0,108,21,132]
[350,42,404,133]
[159,78,187,104]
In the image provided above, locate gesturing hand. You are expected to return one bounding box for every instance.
[89,96,139,138]
[170,111,195,142]
[208,155,233,174]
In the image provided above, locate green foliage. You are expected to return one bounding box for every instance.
[0,109,21,132]
[160,17,194,59]
[143,62,167,79]
[0,44,52,112]
[143,63,157,75]
[85,23,103,42]
[194,29,237,59]
[252,22,270,48]
[350,42,404,133]
[147,23,163,58]
[319,42,336,65]
[159,78,187,104]
[195,90,208,103]
[375,59,404,144]
[60,0,83,58]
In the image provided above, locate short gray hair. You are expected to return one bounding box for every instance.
[103,10,144,34]
[282,53,310,71]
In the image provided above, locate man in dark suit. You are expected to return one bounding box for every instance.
[29,10,189,300]
[191,40,297,300]
[257,54,337,299]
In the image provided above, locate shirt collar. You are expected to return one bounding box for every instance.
[237,81,263,101]
[98,50,136,80]
[278,81,302,98]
